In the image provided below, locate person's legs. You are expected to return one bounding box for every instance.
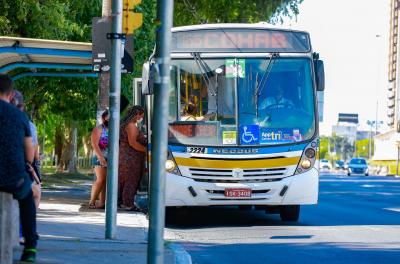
[19,190,37,248]
[18,189,38,262]
[89,166,106,206]
[122,178,135,208]
[98,171,107,207]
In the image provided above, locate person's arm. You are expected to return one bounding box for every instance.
[21,115,34,163]
[34,145,40,161]
[91,126,107,166]
[24,137,34,164]
[126,123,146,152]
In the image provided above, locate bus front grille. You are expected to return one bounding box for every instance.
[187,167,287,181]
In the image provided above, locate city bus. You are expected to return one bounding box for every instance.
[139,23,325,222]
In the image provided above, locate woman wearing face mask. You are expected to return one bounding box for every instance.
[89,109,109,209]
[118,105,146,211]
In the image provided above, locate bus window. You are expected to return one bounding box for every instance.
[237,58,315,145]
[168,59,237,146]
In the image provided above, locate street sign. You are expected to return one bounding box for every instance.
[92,17,134,73]
[122,0,143,34]
[338,113,358,124]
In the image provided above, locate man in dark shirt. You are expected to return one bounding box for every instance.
[0,74,38,262]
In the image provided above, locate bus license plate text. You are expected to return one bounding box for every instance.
[225,188,252,198]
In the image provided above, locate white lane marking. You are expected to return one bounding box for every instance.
[385,207,400,213]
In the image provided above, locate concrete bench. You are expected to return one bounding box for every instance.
[0,192,19,264]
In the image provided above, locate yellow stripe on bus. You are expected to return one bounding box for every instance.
[174,156,300,169]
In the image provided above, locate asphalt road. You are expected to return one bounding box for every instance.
[165,173,400,264]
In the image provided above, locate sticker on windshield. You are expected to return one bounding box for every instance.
[222,131,237,145]
[239,125,259,145]
[260,128,302,144]
[292,129,302,142]
[225,59,245,78]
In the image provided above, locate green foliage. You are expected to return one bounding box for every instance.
[355,138,372,159]
[173,0,303,26]
[0,0,100,40]
[320,134,357,161]
[319,136,329,159]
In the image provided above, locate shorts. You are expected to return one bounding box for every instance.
[92,156,107,167]
[13,174,33,200]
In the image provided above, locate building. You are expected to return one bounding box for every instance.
[373,0,400,161]
[388,0,398,128]
[332,125,357,144]
[332,113,359,144]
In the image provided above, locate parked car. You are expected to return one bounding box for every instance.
[334,160,345,170]
[320,159,332,171]
[347,158,368,176]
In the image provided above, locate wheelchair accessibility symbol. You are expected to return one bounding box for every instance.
[240,125,259,145]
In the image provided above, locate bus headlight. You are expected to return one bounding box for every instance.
[165,160,176,172]
[301,159,312,169]
[295,140,318,175]
[166,150,182,175]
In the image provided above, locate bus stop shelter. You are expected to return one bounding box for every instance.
[0,36,96,80]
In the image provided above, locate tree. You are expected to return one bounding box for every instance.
[173,0,303,26]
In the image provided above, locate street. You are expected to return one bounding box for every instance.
[165,173,400,264]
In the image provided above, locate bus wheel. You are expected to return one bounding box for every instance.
[280,205,300,222]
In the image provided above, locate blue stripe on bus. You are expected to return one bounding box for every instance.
[162,143,307,155]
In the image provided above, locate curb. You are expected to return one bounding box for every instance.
[167,242,193,264]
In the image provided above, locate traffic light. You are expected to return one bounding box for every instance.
[123,0,143,34]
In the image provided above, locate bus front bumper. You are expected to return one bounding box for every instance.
[165,168,319,206]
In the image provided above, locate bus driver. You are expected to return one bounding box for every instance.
[259,84,294,110]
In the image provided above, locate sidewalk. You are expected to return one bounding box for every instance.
[13,184,176,264]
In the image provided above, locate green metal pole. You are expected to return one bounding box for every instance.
[105,0,122,239]
[147,0,174,263]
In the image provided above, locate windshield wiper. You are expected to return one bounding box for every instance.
[254,53,279,119]
[191,52,217,96]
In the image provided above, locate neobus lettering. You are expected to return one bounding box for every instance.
[212,148,259,154]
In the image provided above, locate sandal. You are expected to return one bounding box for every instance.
[96,205,105,209]
[120,204,142,212]
[88,203,96,209]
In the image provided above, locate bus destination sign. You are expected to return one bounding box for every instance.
[172,29,310,53]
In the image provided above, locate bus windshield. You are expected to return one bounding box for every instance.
[168,57,315,146]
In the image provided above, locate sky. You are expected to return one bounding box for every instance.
[282,0,390,135]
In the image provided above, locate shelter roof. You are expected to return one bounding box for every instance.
[0,36,92,73]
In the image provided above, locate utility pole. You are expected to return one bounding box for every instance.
[147,0,174,263]
[105,0,123,239]
[368,120,373,160]
[97,0,112,123]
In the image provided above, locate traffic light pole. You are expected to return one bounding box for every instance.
[105,0,123,239]
[147,0,174,263]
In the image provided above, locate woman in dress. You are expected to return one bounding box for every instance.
[118,106,147,211]
[89,110,109,209]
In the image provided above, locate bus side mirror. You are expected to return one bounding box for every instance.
[142,62,154,95]
[315,60,325,91]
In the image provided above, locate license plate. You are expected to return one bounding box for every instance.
[224,188,252,197]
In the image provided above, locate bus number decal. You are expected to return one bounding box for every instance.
[187,147,207,154]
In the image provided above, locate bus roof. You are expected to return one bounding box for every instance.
[172,23,310,35]
[171,23,312,53]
